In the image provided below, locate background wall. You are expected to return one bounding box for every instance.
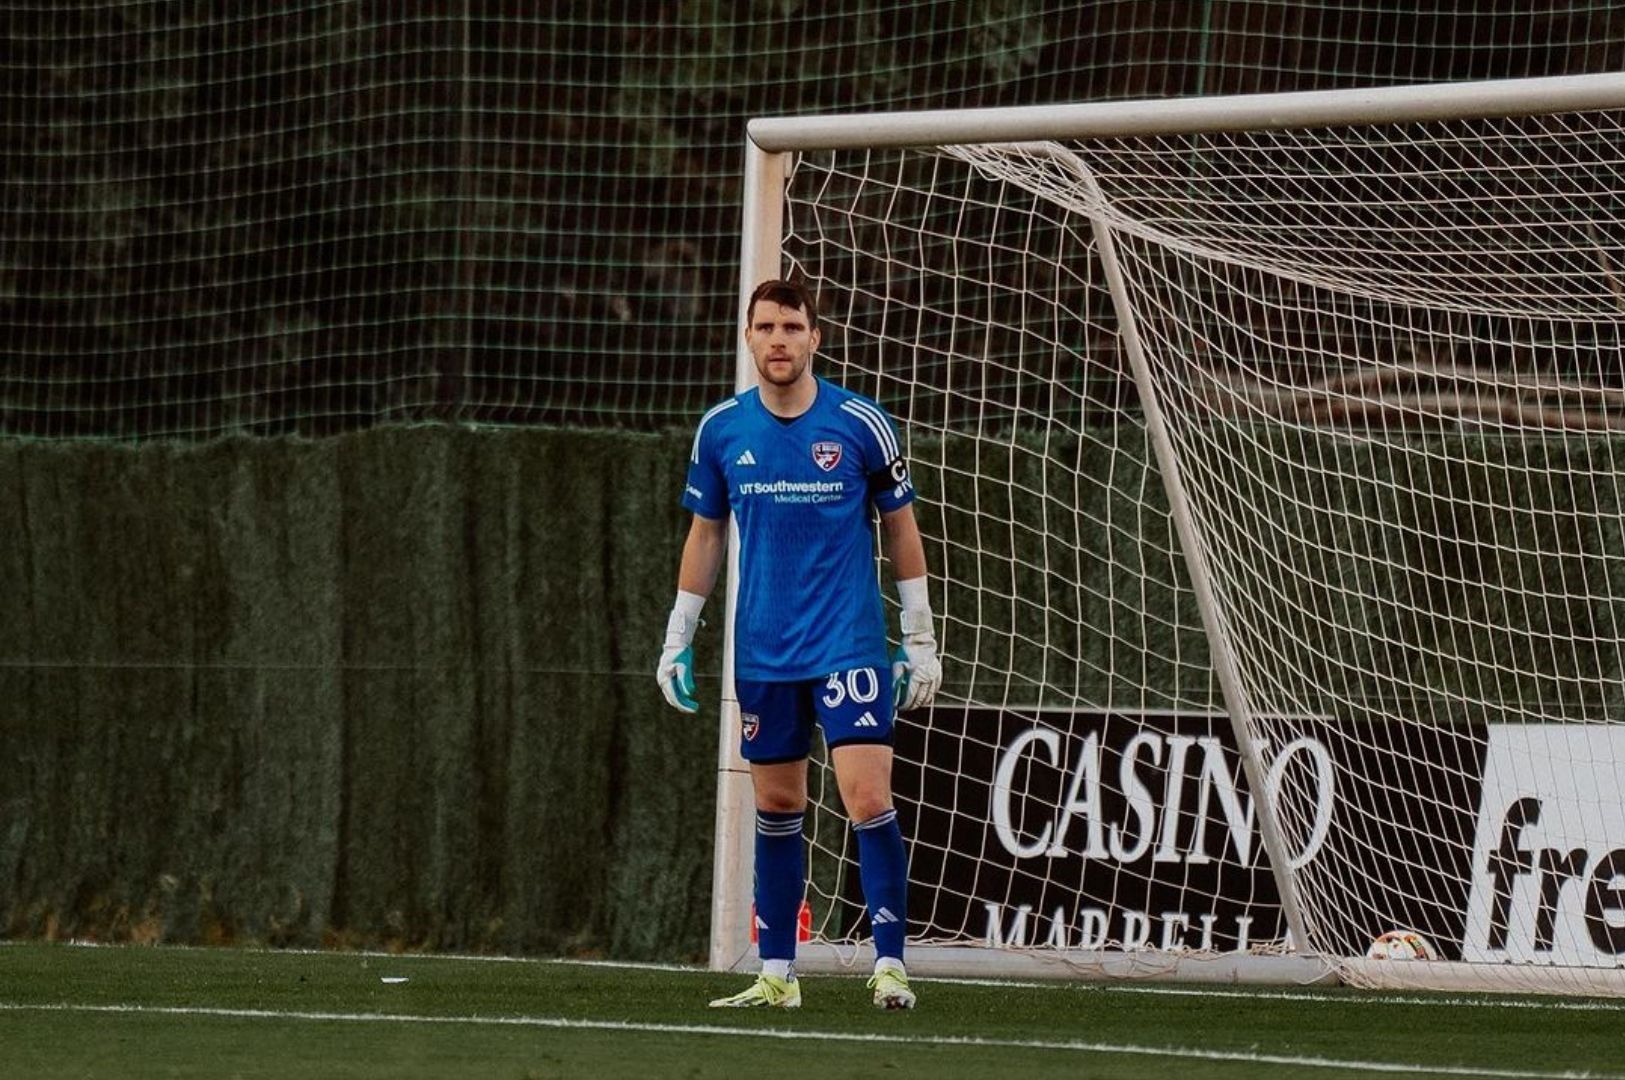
[4,424,1616,956]
[0,429,721,958]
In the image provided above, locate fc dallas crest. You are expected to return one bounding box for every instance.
[811,441,843,471]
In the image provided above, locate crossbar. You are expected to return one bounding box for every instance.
[748,71,1625,151]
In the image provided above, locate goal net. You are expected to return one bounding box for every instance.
[717,74,1625,996]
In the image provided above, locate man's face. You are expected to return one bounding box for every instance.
[746,299,820,388]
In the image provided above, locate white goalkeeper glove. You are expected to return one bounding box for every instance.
[657,591,705,714]
[891,577,942,712]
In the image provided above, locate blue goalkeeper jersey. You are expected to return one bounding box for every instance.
[682,377,916,683]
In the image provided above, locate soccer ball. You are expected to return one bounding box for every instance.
[1365,929,1437,961]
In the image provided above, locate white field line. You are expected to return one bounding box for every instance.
[926,976,1625,1014]
[18,941,1624,1014]
[0,1001,1616,1080]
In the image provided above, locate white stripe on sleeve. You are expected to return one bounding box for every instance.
[840,398,899,462]
[690,398,738,463]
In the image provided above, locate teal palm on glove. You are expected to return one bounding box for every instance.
[657,599,703,713]
[658,643,698,713]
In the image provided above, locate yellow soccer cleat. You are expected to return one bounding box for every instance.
[867,967,916,1010]
[708,972,802,1009]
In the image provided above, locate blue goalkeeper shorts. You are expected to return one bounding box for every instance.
[735,666,894,764]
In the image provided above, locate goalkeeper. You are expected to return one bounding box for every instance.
[657,278,942,1011]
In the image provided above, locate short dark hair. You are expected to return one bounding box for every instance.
[746,278,818,330]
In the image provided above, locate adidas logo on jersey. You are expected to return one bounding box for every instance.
[854,711,879,728]
[735,449,758,466]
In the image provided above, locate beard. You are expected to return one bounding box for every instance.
[756,356,806,386]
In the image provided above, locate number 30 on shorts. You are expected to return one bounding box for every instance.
[821,667,882,708]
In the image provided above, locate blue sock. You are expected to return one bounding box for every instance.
[754,810,805,963]
[854,808,908,962]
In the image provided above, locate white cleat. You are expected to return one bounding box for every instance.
[708,973,802,1008]
[868,967,916,1010]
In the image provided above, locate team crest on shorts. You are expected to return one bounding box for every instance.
[811,441,843,471]
[741,712,760,741]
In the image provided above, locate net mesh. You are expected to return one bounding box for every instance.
[783,108,1625,994]
[6,3,1625,438]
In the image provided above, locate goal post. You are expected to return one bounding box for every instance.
[717,72,1625,995]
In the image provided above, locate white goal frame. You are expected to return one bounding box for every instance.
[713,71,1625,989]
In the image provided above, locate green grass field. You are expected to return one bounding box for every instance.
[1,940,1621,1079]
